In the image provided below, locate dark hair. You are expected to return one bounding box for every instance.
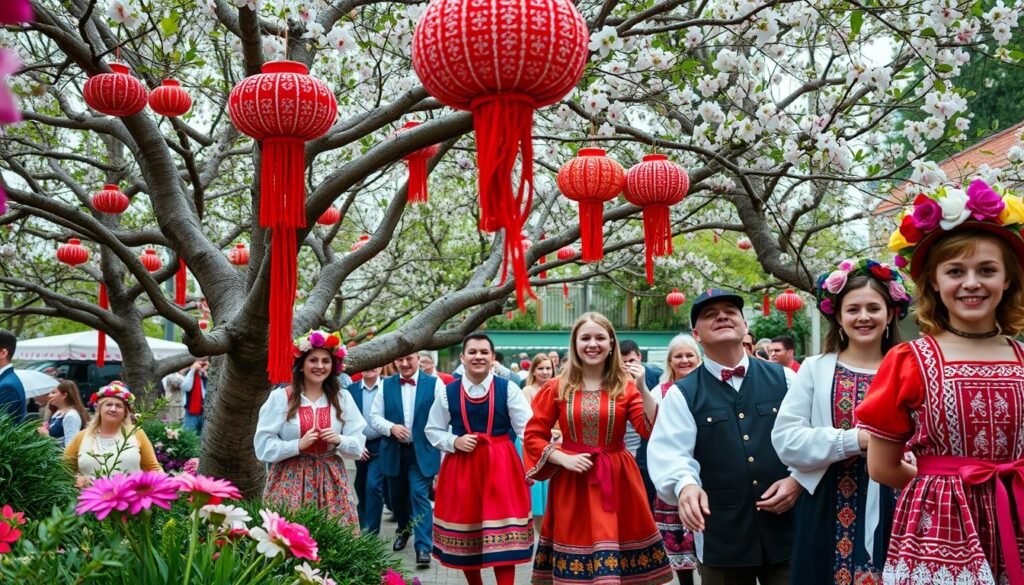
[618,339,641,357]
[494,351,504,362]
[56,380,90,425]
[461,333,495,354]
[823,275,902,354]
[770,335,795,351]
[289,348,344,422]
[0,329,15,361]
[755,348,769,360]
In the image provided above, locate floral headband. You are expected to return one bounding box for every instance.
[815,258,912,320]
[89,381,135,407]
[888,179,1024,278]
[293,330,348,374]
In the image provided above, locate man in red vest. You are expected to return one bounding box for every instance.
[181,358,209,436]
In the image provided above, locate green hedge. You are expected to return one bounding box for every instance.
[0,413,76,519]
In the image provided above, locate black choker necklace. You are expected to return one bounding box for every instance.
[946,324,1001,339]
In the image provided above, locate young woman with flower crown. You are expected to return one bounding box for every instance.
[254,330,367,529]
[856,179,1024,584]
[771,258,911,584]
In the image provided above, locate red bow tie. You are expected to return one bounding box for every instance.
[400,377,416,386]
[720,366,746,382]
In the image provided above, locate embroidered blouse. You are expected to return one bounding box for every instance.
[254,387,367,463]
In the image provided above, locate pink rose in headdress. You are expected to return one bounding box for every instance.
[838,259,855,271]
[308,331,326,348]
[965,179,1005,222]
[819,297,834,315]
[823,270,848,294]
[893,254,908,269]
[888,280,910,302]
[910,194,942,232]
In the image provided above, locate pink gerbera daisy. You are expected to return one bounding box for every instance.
[76,473,133,520]
[122,471,179,514]
[175,473,241,505]
[249,510,319,562]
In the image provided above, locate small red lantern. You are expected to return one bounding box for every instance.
[82,63,148,117]
[139,248,163,272]
[557,245,576,261]
[199,317,210,330]
[56,238,89,267]
[623,154,689,285]
[666,288,686,312]
[148,79,192,117]
[92,184,130,214]
[399,121,440,205]
[317,206,341,226]
[557,148,625,262]
[774,289,804,328]
[227,243,250,266]
[737,237,752,250]
[350,235,370,252]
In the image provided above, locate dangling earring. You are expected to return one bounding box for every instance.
[838,329,846,343]
[885,324,891,338]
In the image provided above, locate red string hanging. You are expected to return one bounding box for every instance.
[97,284,108,368]
[175,259,187,306]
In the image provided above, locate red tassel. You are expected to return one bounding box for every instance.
[175,259,187,306]
[267,231,298,383]
[579,200,605,262]
[641,204,672,286]
[407,157,429,204]
[97,284,108,368]
[763,294,770,316]
[563,282,569,299]
[787,312,794,328]
[539,233,547,279]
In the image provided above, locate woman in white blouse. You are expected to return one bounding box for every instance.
[254,330,366,529]
[39,380,89,448]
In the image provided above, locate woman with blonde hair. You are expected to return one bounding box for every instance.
[524,312,671,584]
[39,380,89,448]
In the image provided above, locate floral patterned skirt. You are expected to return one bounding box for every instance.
[651,496,696,571]
[264,453,359,532]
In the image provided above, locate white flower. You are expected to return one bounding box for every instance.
[293,562,324,585]
[200,504,252,531]
[588,26,623,58]
[325,25,357,54]
[249,526,284,558]
[294,4,317,23]
[596,122,615,137]
[165,427,180,440]
[1008,145,1024,163]
[582,92,609,115]
[684,28,702,49]
[937,187,971,230]
[108,0,140,29]
[303,23,325,40]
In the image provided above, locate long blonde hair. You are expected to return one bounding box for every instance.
[86,396,135,435]
[661,334,702,384]
[557,312,631,401]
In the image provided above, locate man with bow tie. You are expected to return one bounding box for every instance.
[648,289,800,585]
[368,352,445,567]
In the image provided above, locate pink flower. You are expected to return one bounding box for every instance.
[122,472,179,514]
[819,297,834,315]
[893,254,908,269]
[910,194,942,232]
[182,458,199,475]
[308,331,326,348]
[965,179,1005,222]
[888,280,910,302]
[249,510,319,561]
[837,259,855,271]
[0,505,25,554]
[823,270,848,294]
[175,473,241,505]
[382,568,407,585]
[0,0,32,24]
[0,49,20,125]
[76,473,134,520]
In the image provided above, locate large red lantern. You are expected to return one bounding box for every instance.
[557,148,624,262]
[148,79,192,117]
[666,288,686,312]
[228,60,338,383]
[317,206,340,226]
[139,248,163,272]
[412,0,588,310]
[774,289,804,328]
[92,184,130,214]
[623,154,689,285]
[399,121,440,205]
[227,243,250,266]
[56,238,89,267]
[82,63,148,117]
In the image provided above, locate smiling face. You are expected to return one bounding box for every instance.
[839,284,892,349]
[97,397,126,427]
[532,358,554,385]
[932,238,1009,331]
[394,354,420,378]
[302,349,334,386]
[574,320,613,367]
[461,339,494,382]
[670,345,701,379]
[693,301,746,348]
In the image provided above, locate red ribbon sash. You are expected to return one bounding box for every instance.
[560,439,626,513]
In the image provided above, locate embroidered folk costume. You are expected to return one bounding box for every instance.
[650,381,696,573]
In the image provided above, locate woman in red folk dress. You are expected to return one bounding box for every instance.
[856,180,1024,585]
[524,312,672,585]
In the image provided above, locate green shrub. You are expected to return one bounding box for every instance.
[0,413,76,519]
[140,420,201,472]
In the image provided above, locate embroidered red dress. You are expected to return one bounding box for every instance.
[650,382,696,572]
[524,379,672,585]
[856,337,1024,584]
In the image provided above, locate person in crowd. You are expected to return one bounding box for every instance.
[347,366,386,534]
[649,289,799,585]
[64,382,161,486]
[742,332,756,357]
[772,258,910,583]
[769,335,801,372]
[426,333,534,584]
[857,192,1024,583]
[0,329,26,422]
[521,352,558,523]
[619,339,664,506]
[160,366,187,424]
[39,380,89,449]
[510,362,521,376]
[546,350,562,374]
[181,357,210,435]
[27,392,52,423]
[369,351,445,567]
[755,338,772,360]
[525,312,671,584]
[419,350,455,385]
[650,334,702,584]
[254,330,366,529]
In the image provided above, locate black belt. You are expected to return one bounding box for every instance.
[399,442,414,448]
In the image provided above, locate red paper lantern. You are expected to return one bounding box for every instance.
[350,234,370,252]
[623,154,689,285]
[412,0,588,310]
[199,318,210,330]
[91,184,130,214]
[737,237,752,250]
[556,245,577,261]
[666,288,686,312]
[56,238,89,267]
[774,289,804,328]
[139,248,163,272]
[399,121,440,204]
[148,79,192,117]
[227,243,250,266]
[228,60,338,383]
[82,63,148,117]
[557,148,624,262]
[317,206,341,226]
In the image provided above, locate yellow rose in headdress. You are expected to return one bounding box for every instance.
[888,226,912,253]
[998,194,1024,226]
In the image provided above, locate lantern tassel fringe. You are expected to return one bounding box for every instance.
[406,157,429,204]
[579,200,605,262]
[98,284,108,368]
[268,230,298,383]
[641,203,672,286]
[175,259,187,306]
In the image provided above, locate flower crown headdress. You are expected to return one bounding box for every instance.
[888,179,1024,279]
[88,381,135,407]
[815,258,912,320]
[293,330,348,374]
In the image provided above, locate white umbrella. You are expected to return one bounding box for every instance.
[14,369,60,399]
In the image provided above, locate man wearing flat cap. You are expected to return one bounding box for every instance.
[648,289,800,585]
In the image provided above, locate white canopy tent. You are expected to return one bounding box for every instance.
[15,331,190,362]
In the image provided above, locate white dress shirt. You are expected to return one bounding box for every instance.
[424,373,533,453]
[368,371,447,442]
[354,378,384,441]
[253,387,367,463]
[0,364,12,376]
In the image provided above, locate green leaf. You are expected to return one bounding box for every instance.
[935,63,954,73]
[920,27,936,37]
[971,0,984,17]
[159,14,179,37]
[1010,50,1024,61]
[849,10,864,38]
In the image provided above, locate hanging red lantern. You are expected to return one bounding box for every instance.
[198,317,210,330]
[227,242,250,266]
[92,184,130,214]
[412,0,588,311]
[557,148,625,262]
[148,79,192,117]
[763,293,771,317]
[350,234,370,252]
[56,238,89,267]
[228,60,338,383]
[175,259,187,306]
[737,237,752,250]
[666,288,686,312]
[398,121,440,204]
[317,206,341,226]
[139,248,163,272]
[774,289,804,328]
[82,63,148,117]
[623,154,689,285]
[556,245,577,261]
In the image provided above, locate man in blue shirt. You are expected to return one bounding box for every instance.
[347,366,385,534]
[0,329,26,423]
